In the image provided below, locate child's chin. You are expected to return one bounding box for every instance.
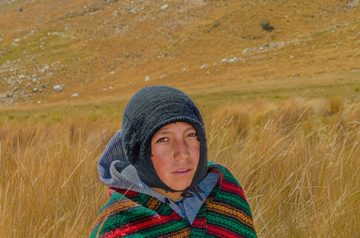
[169,183,191,191]
[167,177,194,191]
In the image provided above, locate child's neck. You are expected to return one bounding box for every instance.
[152,188,182,202]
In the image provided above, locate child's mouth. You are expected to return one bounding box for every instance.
[173,168,191,174]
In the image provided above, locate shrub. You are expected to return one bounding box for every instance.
[260,20,275,32]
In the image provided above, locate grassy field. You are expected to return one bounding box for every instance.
[1,91,360,237]
[1,0,360,237]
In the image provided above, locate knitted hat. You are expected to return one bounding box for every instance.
[121,86,208,193]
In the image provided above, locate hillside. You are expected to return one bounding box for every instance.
[0,0,360,107]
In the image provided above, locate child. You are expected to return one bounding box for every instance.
[90,86,257,237]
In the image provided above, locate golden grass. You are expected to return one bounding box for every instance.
[1,98,360,237]
[207,99,360,237]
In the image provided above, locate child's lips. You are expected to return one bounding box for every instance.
[173,168,192,174]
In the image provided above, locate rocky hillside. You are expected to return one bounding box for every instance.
[0,0,360,106]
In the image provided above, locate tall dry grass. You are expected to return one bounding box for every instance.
[206,98,360,237]
[1,97,360,237]
[0,119,117,237]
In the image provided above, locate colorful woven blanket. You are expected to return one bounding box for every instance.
[90,164,257,238]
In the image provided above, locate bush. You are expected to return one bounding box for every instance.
[260,20,275,32]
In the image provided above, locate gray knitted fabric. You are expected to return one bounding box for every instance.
[121,86,208,192]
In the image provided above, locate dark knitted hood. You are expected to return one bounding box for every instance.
[121,86,208,193]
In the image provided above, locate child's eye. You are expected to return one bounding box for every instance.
[188,132,198,138]
[156,137,169,143]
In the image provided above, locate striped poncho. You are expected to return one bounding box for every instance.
[90,164,257,238]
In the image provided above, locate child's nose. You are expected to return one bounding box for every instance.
[174,139,189,160]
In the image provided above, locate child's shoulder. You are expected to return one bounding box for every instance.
[208,162,240,185]
[207,161,227,171]
[90,190,156,237]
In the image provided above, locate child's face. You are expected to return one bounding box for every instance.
[151,121,200,191]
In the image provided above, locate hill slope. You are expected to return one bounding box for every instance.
[0,0,360,106]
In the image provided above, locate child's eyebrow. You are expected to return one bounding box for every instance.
[156,127,171,134]
[156,131,170,136]
[185,126,196,131]
[155,125,195,134]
